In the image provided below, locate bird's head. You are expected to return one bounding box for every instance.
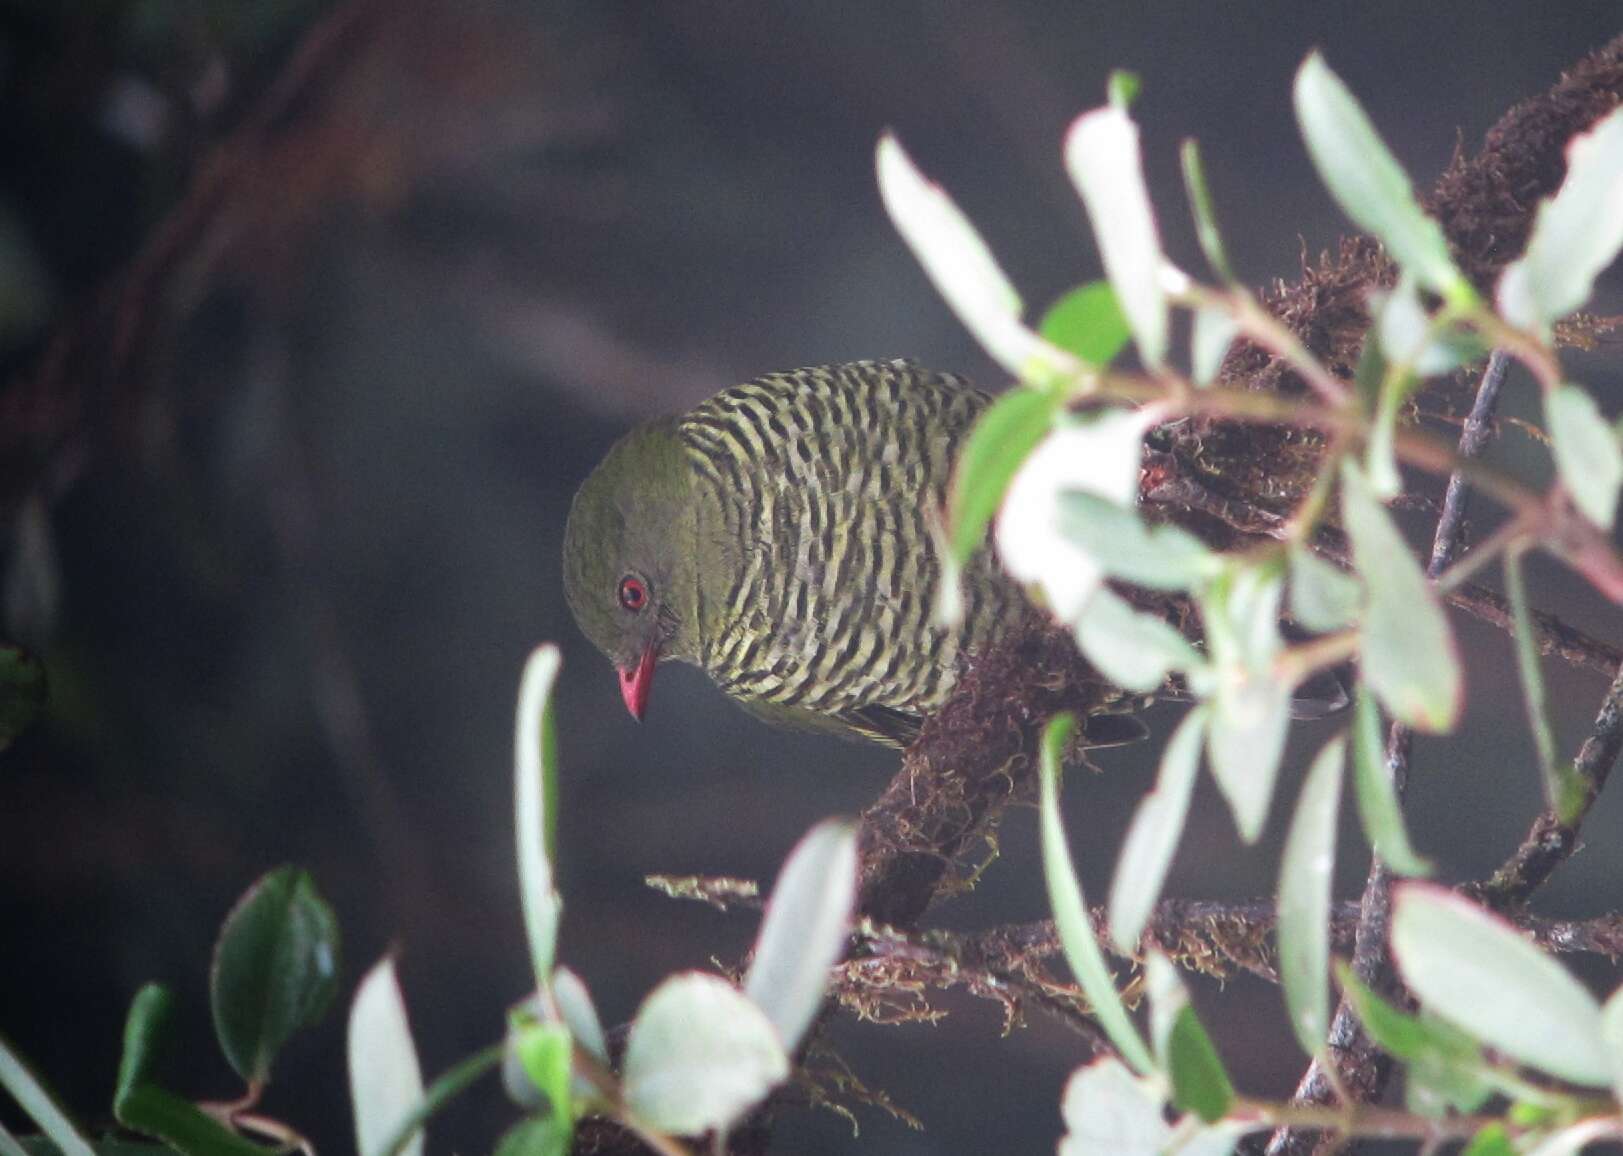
[562,421,696,721]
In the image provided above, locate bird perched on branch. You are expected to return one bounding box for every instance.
[565,359,1119,747]
[562,359,1336,748]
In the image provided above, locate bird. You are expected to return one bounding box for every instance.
[560,358,1161,749]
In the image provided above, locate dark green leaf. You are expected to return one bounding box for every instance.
[1293,54,1471,304]
[949,388,1060,564]
[492,1117,571,1156]
[1039,716,1155,1075]
[0,642,45,752]
[1038,282,1131,368]
[1145,954,1233,1124]
[115,985,175,1107]
[1278,737,1344,1054]
[0,1037,93,1156]
[114,1087,273,1156]
[1340,462,1461,731]
[1058,493,1218,591]
[1180,139,1234,283]
[209,866,340,1086]
[1349,692,1431,875]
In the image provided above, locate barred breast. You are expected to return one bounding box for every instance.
[678,360,1018,717]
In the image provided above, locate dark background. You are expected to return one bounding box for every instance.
[1,3,1620,1153]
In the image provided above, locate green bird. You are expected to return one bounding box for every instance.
[562,359,1146,748]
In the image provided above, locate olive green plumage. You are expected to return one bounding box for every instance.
[562,359,1023,746]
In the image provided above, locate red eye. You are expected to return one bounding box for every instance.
[618,575,648,611]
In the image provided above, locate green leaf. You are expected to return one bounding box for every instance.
[1065,103,1168,368]
[1057,1058,1171,1156]
[0,1037,94,1156]
[1038,716,1156,1075]
[1391,884,1610,1086]
[622,973,789,1137]
[1349,692,1431,875]
[1278,737,1345,1054]
[347,958,426,1156]
[1293,53,1471,304]
[114,1088,274,1156]
[0,1122,24,1156]
[1375,276,1481,378]
[115,985,175,1107]
[1340,461,1462,731]
[515,645,564,991]
[1461,1124,1517,1156]
[1524,1119,1623,1156]
[1497,107,1623,331]
[1190,307,1237,387]
[877,134,1074,382]
[492,1117,571,1156]
[1108,70,1141,110]
[552,967,606,1064]
[743,817,858,1054]
[1039,282,1133,368]
[948,388,1060,565]
[1546,383,1623,529]
[1109,708,1208,951]
[1145,954,1234,1123]
[1336,963,1491,1116]
[1602,985,1623,1108]
[1505,551,1576,817]
[513,1020,573,1130]
[1180,138,1234,283]
[1059,493,1219,592]
[1075,589,1204,693]
[0,641,46,752]
[1287,545,1361,635]
[1201,564,1291,842]
[209,865,340,1086]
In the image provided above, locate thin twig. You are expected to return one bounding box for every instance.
[1267,353,1509,1156]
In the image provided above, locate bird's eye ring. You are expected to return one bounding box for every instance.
[618,575,648,612]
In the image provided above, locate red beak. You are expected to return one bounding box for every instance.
[618,641,659,721]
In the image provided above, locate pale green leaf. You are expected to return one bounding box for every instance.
[1602,985,1623,1109]
[1075,588,1203,693]
[877,134,1075,381]
[0,1038,93,1156]
[1340,461,1462,731]
[1144,955,1233,1123]
[1059,493,1219,591]
[1279,737,1345,1054]
[1057,1059,1171,1156]
[1039,716,1155,1075]
[515,645,564,991]
[743,817,858,1054]
[1066,105,1168,367]
[1350,691,1431,875]
[1391,884,1610,1086]
[1287,545,1361,635]
[1498,108,1623,331]
[1180,138,1234,283]
[348,958,426,1156]
[1293,54,1470,303]
[552,968,606,1064]
[1191,307,1237,387]
[622,973,789,1136]
[1546,383,1623,529]
[1109,707,1208,951]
